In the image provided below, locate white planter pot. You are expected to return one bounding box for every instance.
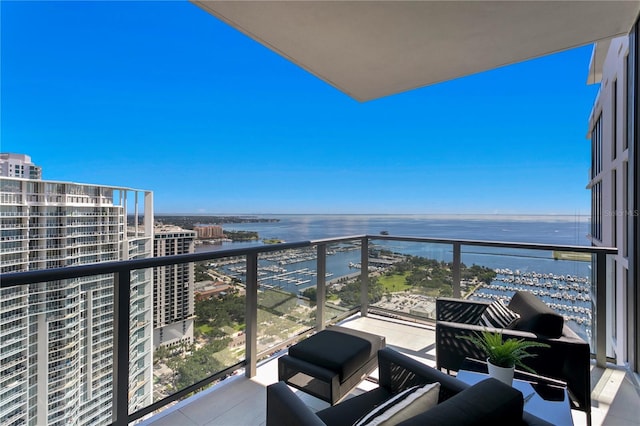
[487,359,514,386]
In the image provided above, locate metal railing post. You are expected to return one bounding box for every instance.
[316,244,327,331]
[112,270,131,426]
[360,237,369,316]
[245,253,258,378]
[452,242,461,298]
[596,252,607,367]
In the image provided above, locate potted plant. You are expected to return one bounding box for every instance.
[459,330,550,386]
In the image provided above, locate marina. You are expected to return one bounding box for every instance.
[215,245,356,291]
[214,246,594,338]
[471,268,593,337]
[258,267,334,287]
[197,216,595,341]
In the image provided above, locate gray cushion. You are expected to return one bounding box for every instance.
[288,329,372,380]
[508,291,564,338]
[396,378,523,426]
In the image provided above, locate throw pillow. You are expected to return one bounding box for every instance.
[479,299,520,329]
[353,382,440,426]
[508,290,564,337]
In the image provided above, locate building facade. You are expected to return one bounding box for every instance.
[153,225,196,349]
[193,225,223,239]
[0,153,42,180]
[0,171,154,425]
[587,36,632,365]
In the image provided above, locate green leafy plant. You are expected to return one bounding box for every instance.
[459,331,550,373]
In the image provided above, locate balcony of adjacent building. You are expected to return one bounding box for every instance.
[2,234,639,426]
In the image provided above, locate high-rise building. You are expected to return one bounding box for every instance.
[0,163,154,425]
[587,36,631,364]
[0,153,42,179]
[153,225,196,349]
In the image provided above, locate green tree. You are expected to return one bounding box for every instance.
[175,339,230,389]
[154,345,170,365]
[195,290,245,328]
[195,261,210,282]
[302,287,317,302]
[336,277,384,307]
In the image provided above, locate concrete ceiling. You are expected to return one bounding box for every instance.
[192,1,640,102]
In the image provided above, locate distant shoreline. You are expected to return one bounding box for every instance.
[154,213,589,223]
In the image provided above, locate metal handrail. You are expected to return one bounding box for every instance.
[0,235,616,288]
[0,240,312,287]
[370,234,618,253]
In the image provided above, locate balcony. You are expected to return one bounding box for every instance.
[116,314,640,426]
[1,234,637,426]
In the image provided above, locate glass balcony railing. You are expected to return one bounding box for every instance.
[0,235,616,425]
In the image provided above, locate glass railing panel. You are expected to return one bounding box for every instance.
[366,240,455,320]
[322,239,364,323]
[255,247,317,355]
[604,253,616,359]
[459,246,594,349]
[0,275,117,426]
[128,267,153,415]
[150,258,246,409]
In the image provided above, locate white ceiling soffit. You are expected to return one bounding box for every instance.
[192,1,640,102]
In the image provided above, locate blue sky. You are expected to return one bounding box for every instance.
[2,1,599,215]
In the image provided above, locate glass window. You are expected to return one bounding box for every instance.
[613,79,618,160]
[623,161,629,257]
[625,53,631,151]
[592,114,603,177]
[591,181,602,241]
[613,169,617,247]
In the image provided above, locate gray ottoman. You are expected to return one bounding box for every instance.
[278,326,386,405]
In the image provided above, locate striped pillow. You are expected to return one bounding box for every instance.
[480,299,520,329]
[353,382,440,426]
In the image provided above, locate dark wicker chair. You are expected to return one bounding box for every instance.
[436,291,592,426]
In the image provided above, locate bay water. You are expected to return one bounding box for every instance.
[195,214,590,249]
[194,214,593,289]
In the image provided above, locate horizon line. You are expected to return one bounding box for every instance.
[150,212,590,218]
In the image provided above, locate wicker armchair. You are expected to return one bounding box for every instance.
[436,292,591,425]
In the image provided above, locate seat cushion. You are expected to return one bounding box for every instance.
[396,378,523,426]
[508,291,564,338]
[288,329,373,381]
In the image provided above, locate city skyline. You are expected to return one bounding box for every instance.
[2,1,600,215]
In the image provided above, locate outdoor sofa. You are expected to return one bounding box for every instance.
[267,347,552,426]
